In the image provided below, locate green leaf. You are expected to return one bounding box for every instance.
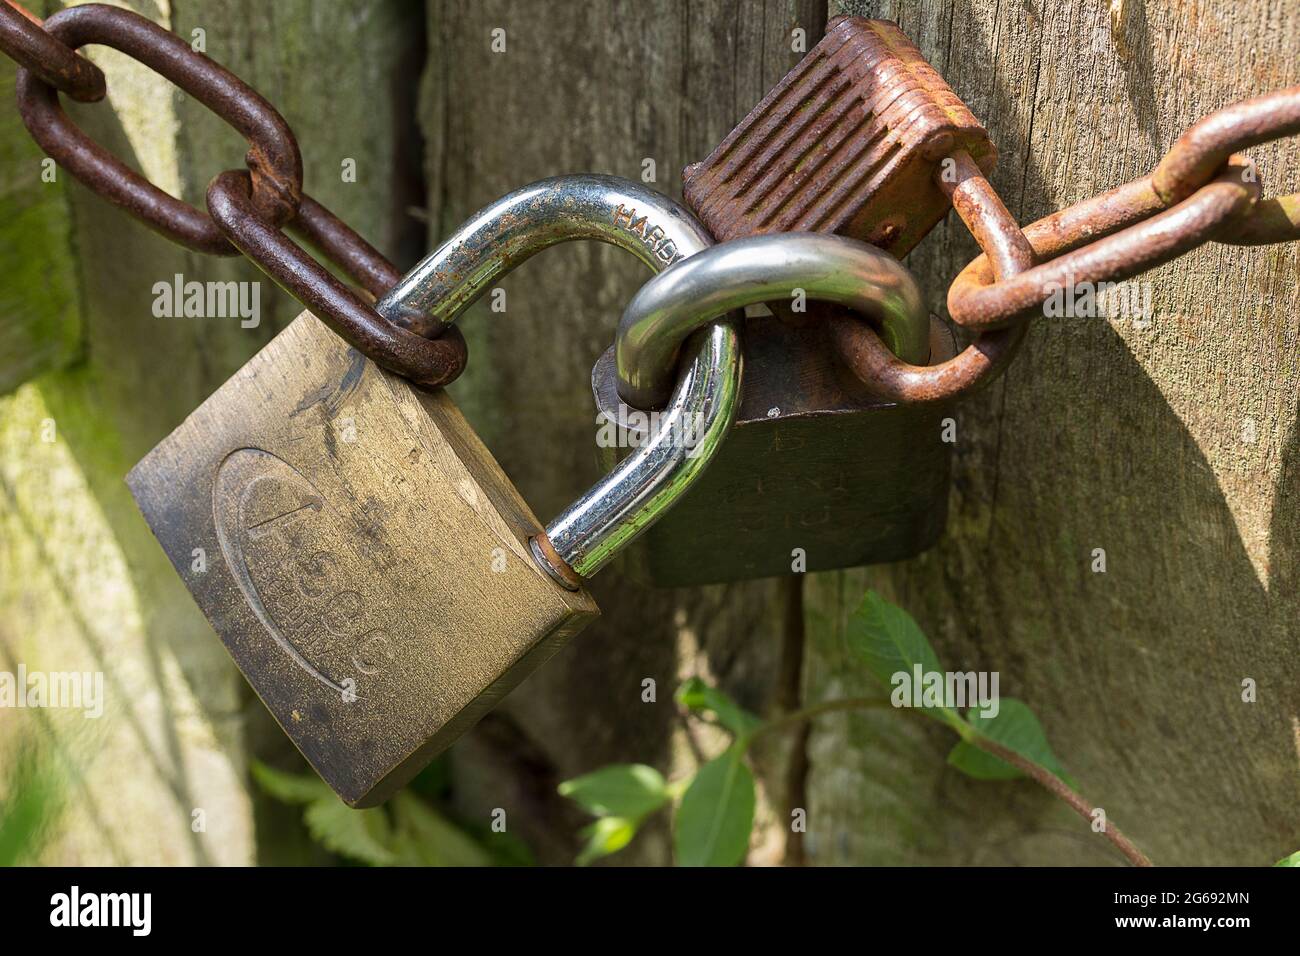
[947,698,1073,786]
[846,591,960,727]
[302,798,396,866]
[676,678,762,737]
[558,764,668,819]
[1274,850,1300,867]
[250,760,333,804]
[576,816,638,866]
[674,747,755,867]
[389,792,492,867]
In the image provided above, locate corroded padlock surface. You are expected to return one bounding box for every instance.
[683,16,995,258]
[595,313,956,586]
[129,313,598,807]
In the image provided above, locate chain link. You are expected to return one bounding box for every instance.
[831,86,1298,403]
[0,0,101,101]
[206,170,468,388]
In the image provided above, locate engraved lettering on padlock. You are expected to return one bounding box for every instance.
[213,448,394,692]
[798,507,832,528]
[769,429,805,452]
[611,204,684,267]
[352,630,394,675]
[294,550,339,599]
[802,470,850,496]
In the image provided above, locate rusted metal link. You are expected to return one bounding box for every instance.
[1222,194,1300,245]
[0,1,104,101]
[207,170,467,389]
[288,197,438,340]
[291,196,397,299]
[939,150,1038,281]
[290,197,449,344]
[947,158,1260,330]
[1154,85,1300,243]
[829,151,1036,403]
[832,88,1296,401]
[14,3,301,255]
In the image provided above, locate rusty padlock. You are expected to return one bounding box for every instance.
[592,16,993,586]
[130,176,739,806]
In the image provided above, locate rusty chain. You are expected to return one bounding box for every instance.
[1,1,1297,402]
[2,1,466,388]
[833,87,1299,403]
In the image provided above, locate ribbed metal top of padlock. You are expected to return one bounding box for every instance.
[682,16,996,258]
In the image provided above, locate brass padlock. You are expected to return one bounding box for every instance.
[594,16,989,586]
[130,176,740,806]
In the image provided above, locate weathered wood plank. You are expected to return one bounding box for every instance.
[0,59,79,393]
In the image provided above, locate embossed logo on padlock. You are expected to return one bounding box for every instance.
[212,447,402,692]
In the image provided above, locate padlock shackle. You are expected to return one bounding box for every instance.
[540,318,740,581]
[612,233,930,410]
[376,174,742,586]
[374,175,716,329]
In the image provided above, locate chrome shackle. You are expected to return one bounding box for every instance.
[376,175,742,582]
[612,232,931,410]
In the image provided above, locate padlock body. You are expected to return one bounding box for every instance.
[683,16,995,258]
[594,314,955,586]
[129,313,598,806]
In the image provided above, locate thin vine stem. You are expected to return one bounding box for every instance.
[750,697,894,742]
[752,696,1154,867]
[966,733,1152,867]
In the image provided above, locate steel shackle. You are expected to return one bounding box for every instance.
[376,174,741,584]
[613,232,931,410]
